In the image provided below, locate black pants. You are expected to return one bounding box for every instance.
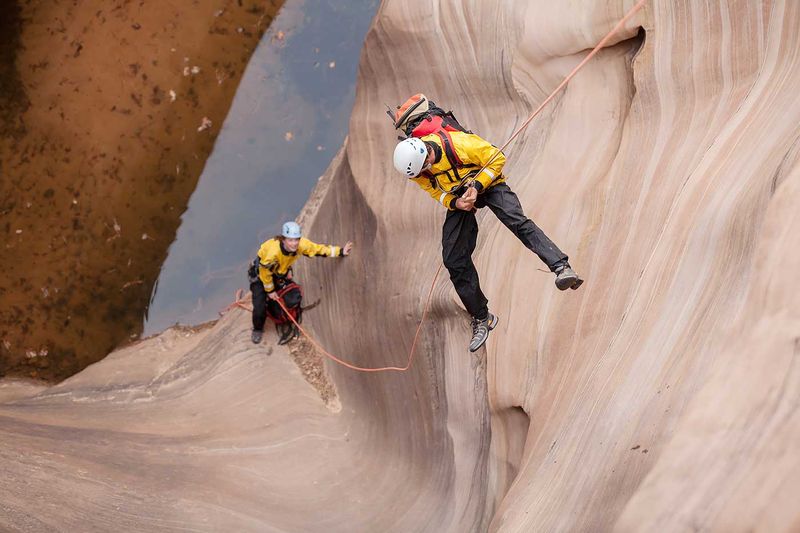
[251,280,303,331]
[441,182,568,320]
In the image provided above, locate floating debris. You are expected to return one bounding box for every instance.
[215,69,226,85]
[214,8,225,17]
[121,279,144,290]
[198,117,213,132]
[191,65,201,75]
[169,89,176,102]
[284,131,294,142]
[328,61,336,69]
[15,229,22,234]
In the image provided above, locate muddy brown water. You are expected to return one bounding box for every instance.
[0,0,378,381]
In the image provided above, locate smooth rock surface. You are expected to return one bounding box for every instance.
[2,1,799,531]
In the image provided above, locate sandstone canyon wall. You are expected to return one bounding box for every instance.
[2,1,799,531]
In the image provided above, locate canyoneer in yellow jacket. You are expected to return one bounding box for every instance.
[392,99,582,353]
[248,221,353,345]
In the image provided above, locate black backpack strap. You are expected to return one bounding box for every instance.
[436,130,463,167]
[443,111,472,134]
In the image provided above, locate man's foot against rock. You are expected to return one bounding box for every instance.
[469,313,498,352]
[251,329,263,344]
[555,264,583,291]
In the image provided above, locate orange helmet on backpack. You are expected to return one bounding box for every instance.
[393,93,430,131]
[388,94,472,139]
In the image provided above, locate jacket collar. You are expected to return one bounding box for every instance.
[425,140,442,165]
[279,241,297,256]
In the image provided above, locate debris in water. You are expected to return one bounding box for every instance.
[198,117,212,132]
[121,279,144,290]
[328,61,336,69]
[169,89,176,102]
[284,131,294,141]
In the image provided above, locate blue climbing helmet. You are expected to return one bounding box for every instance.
[281,221,302,239]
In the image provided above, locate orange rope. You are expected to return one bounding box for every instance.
[275,264,443,372]
[223,1,646,372]
[466,0,647,187]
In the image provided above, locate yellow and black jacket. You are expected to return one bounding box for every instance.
[257,237,342,292]
[411,130,506,210]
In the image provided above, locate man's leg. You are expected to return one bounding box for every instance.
[442,209,499,352]
[442,209,488,319]
[480,183,582,290]
[479,183,567,269]
[250,280,268,343]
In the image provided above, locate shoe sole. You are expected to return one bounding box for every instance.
[556,275,578,291]
[570,277,584,290]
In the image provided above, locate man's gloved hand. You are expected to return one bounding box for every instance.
[455,186,478,211]
[267,291,280,301]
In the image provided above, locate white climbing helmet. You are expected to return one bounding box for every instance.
[281,221,302,239]
[393,137,428,178]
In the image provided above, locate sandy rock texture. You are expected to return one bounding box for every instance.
[0,0,283,379]
[2,0,799,532]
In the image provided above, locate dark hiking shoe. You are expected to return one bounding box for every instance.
[555,264,583,291]
[251,329,263,344]
[469,313,499,352]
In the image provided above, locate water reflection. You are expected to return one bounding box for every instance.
[144,0,379,334]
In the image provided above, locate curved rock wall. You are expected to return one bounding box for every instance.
[1,1,799,531]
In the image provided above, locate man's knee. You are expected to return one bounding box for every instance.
[443,251,471,274]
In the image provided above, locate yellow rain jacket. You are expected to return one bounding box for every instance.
[411,130,506,210]
[257,237,342,292]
